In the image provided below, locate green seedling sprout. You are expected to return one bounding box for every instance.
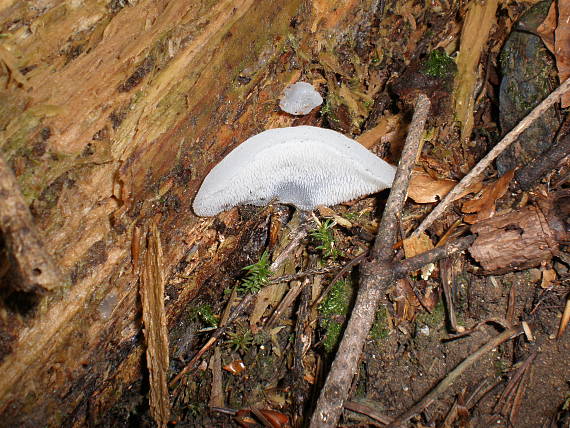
[310,217,341,261]
[238,250,272,294]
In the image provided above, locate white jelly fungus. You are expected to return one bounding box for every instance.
[193,126,396,216]
[279,82,323,115]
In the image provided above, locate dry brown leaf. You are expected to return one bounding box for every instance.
[408,170,457,203]
[453,0,499,141]
[408,170,482,204]
[394,278,421,322]
[540,268,557,289]
[403,231,434,259]
[357,113,405,149]
[462,170,514,224]
[249,282,288,332]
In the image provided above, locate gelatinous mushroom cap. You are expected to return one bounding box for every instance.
[279,82,323,115]
[193,126,395,216]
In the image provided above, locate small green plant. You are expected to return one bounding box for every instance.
[238,250,272,294]
[320,97,339,123]
[189,303,218,328]
[192,304,218,328]
[310,219,342,261]
[226,323,255,352]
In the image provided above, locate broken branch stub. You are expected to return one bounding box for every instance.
[0,155,63,292]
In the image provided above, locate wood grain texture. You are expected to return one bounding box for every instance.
[140,222,170,427]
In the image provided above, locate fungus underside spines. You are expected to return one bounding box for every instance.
[192,126,396,216]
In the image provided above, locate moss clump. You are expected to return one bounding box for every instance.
[416,300,446,327]
[423,49,455,78]
[239,250,272,294]
[370,306,390,340]
[322,321,343,354]
[319,280,351,353]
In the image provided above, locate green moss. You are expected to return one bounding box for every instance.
[416,300,446,327]
[319,280,351,353]
[239,250,272,294]
[422,49,455,78]
[322,321,343,353]
[370,306,390,340]
[226,323,255,352]
[310,219,342,262]
[320,280,350,318]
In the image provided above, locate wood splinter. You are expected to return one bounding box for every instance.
[0,154,64,292]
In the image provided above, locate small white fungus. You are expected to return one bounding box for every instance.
[193,126,396,217]
[279,82,323,115]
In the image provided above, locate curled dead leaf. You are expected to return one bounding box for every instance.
[462,170,514,224]
[408,170,457,203]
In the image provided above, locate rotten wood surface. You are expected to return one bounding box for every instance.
[469,191,570,274]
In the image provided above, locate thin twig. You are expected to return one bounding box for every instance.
[392,235,475,279]
[413,78,570,237]
[385,326,523,428]
[310,94,431,428]
[344,401,393,425]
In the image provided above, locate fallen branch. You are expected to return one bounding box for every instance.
[385,325,523,428]
[310,94,431,428]
[413,77,570,237]
[0,154,64,292]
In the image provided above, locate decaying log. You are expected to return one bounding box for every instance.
[0,0,304,425]
[0,154,63,292]
[469,191,570,274]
